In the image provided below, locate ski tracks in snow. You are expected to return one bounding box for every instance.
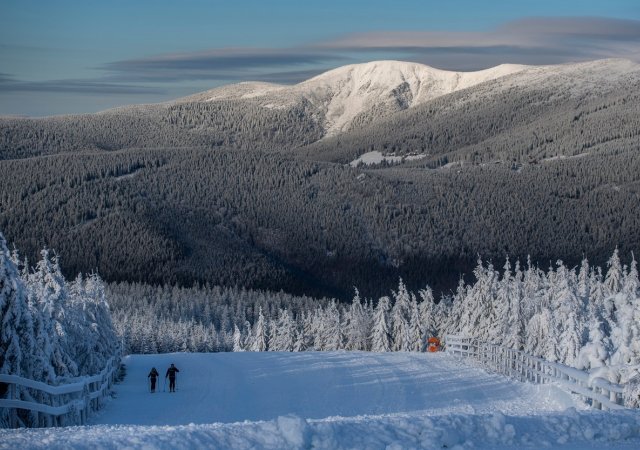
[91,351,574,426]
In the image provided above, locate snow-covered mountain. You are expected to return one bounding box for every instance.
[181,60,529,136]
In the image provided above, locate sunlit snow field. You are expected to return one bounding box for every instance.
[2,352,640,449]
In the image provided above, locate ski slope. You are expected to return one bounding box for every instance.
[2,352,640,449]
[92,351,576,425]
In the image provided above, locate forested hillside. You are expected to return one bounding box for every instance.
[1,59,639,298]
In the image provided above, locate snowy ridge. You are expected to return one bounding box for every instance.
[176,60,529,136]
[170,59,640,138]
[296,61,528,136]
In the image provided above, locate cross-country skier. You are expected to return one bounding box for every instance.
[148,367,159,393]
[165,363,180,392]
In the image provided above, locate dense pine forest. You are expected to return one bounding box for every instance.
[1,60,639,298]
[1,145,639,298]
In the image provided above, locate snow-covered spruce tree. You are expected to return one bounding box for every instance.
[310,307,325,351]
[0,235,41,427]
[604,248,624,296]
[453,260,485,338]
[251,307,268,351]
[293,326,306,352]
[371,296,391,352]
[344,289,370,351]
[503,260,525,350]
[233,324,244,352]
[525,306,558,362]
[66,273,119,375]
[443,279,467,337]
[474,261,500,343]
[323,301,343,351]
[418,286,437,340]
[521,257,544,325]
[242,321,252,352]
[552,261,586,367]
[0,234,36,378]
[409,295,422,352]
[27,250,78,379]
[301,311,316,351]
[610,255,640,365]
[488,259,513,345]
[25,287,57,384]
[391,279,412,351]
[577,264,611,369]
[271,308,295,352]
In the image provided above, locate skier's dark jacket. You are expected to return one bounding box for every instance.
[166,366,180,379]
[148,368,159,380]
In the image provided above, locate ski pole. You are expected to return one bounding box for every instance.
[163,377,166,392]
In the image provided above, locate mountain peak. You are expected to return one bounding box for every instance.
[181,60,532,136]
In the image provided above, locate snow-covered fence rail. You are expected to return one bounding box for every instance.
[444,335,625,410]
[0,356,120,428]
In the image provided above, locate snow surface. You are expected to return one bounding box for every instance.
[296,61,528,136]
[349,151,426,167]
[3,352,640,449]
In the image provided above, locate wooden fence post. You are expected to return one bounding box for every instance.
[9,382,17,428]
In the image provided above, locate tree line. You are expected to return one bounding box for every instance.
[109,248,640,378]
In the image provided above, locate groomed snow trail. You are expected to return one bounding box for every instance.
[92,352,574,426]
[3,352,640,449]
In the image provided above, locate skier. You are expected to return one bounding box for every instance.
[148,367,159,393]
[165,363,180,392]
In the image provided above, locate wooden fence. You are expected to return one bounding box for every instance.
[0,356,120,428]
[444,335,626,410]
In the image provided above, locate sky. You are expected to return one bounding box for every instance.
[1,0,639,116]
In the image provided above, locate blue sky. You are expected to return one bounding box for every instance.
[1,0,639,116]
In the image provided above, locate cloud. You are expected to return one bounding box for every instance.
[0,76,164,95]
[101,48,348,82]
[94,17,639,84]
[3,16,638,102]
[318,17,640,69]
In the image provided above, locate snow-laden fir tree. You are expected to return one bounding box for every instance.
[503,260,525,350]
[271,308,295,352]
[344,289,370,351]
[552,261,586,366]
[604,248,624,296]
[371,296,391,352]
[488,258,513,345]
[251,307,268,351]
[66,273,119,375]
[0,234,41,427]
[293,326,306,352]
[323,301,342,351]
[27,250,78,379]
[408,296,422,351]
[610,255,640,365]
[233,324,244,352]
[391,279,412,351]
[0,233,35,378]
